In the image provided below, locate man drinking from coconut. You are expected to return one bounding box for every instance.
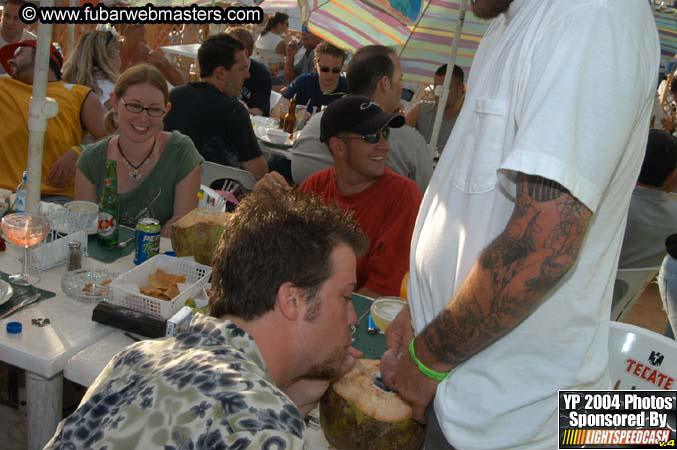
[45,189,367,449]
[380,0,660,449]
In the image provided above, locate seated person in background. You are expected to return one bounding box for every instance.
[283,24,321,84]
[227,26,272,116]
[116,23,185,87]
[0,0,35,51]
[618,129,677,268]
[272,42,348,118]
[0,40,106,199]
[164,34,268,181]
[259,96,422,297]
[659,234,677,337]
[254,12,289,57]
[291,45,433,192]
[62,30,121,110]
[45,189,366,449]
[405,63,464,152]
[75,64,203,237]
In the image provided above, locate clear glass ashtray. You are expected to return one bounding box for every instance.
[61,269,118,303]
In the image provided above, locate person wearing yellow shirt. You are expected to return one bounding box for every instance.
[0,40,107,200]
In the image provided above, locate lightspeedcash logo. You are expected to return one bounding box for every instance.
[19,3,264,25]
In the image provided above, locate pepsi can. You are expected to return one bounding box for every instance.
[134,218,161,265]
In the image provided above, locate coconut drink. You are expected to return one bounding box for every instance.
[170,209,229,265]
[320,359,425,450]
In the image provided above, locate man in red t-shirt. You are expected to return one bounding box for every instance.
[258,96,422,296]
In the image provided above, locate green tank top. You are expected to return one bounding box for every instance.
[78,131,204,227]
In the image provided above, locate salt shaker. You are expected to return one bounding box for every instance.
[67,241,82,271]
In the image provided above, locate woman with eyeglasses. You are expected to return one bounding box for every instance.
[74,64,203,237]
[273,41,348,119]
[62,30,121,110]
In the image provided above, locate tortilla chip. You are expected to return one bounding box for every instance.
[139,268,186,300]
[164,284,180,299]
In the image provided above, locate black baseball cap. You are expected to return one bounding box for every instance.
[319,96,404,143]
[639,129,677,187]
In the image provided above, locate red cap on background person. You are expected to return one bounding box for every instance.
[0,39,63,79]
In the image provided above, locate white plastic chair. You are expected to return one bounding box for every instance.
[610,266,660,321]
[270,90,282,110]
[609,321,677,390]
[200,161,256,192]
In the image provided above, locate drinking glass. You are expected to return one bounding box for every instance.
[1,213,50,285]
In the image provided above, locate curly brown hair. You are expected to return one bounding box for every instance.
[209,189,368,321]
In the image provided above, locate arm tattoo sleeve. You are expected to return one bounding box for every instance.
[421,174,592,366]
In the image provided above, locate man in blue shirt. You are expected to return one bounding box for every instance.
[273,42,348,118]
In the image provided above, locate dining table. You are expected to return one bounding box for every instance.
[0,231,161,450]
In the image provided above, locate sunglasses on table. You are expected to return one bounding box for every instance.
[319,66,342,74]
[120,98,166,117]
[342,127,390,144]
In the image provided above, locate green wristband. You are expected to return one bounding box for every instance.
[409,337,450,382]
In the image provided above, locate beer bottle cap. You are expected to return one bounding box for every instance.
[6,322,21,334]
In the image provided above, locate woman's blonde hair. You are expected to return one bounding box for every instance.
[62,30,120,97]
[104,63,169,133]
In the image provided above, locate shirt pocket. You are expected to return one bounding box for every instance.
[450,97,508,194]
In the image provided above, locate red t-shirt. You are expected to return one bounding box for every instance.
[300,167,422,295]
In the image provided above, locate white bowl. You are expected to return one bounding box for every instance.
[64,200,99,234]
[265,128,291,145]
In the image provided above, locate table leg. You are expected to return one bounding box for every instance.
[26,371,62,450]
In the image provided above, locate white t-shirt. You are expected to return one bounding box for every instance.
[96,78,114,107]
[409,1,660,449]
[255,32,283,52]
[619,186,677,269]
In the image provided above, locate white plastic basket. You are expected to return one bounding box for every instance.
[110,254,212,319]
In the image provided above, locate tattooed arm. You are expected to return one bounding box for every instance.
[415,173,593,371]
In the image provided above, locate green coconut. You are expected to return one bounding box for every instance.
[170,209,229,265]
[320,359,425,450]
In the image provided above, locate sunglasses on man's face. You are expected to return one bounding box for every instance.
[342,127,390,144]
[319,66,341,74]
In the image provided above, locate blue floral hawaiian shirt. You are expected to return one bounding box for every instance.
[45,315,307,449]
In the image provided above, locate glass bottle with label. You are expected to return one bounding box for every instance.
[281,95,297,134]
[97,160,119,247]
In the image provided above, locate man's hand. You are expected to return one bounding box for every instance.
[46,148,78,188]
[253,171,292,194]
[286,40,301,60]
[285,347,363,415]
[147,49,171,69]
[385,306,414,355]
[380,345,437,423]
[380,307,434,423]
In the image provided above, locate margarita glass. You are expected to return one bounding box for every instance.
[1,213,50,285]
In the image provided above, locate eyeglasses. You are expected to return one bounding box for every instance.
[120,98,166,117]
[319,66,342,74]
[341,127,390,144]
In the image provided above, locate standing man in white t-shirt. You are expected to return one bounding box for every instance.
[380,1,661,449]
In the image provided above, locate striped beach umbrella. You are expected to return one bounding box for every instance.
[300,0,490,83]
[654,9,677,71]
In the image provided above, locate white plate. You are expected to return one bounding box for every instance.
[0,279,14,306]
[254,126,293,148]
